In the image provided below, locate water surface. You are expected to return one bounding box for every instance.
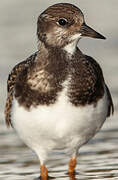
[0,0,118,179]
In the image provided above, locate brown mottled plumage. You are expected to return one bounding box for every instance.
[4,3,114,179]
[5,52,37,126]
[5,47,114,127]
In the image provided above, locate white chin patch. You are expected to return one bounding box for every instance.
[64,33,81,55]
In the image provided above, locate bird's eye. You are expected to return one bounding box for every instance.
[58,18,68,26]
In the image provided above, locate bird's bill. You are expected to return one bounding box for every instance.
[80,23,106,40]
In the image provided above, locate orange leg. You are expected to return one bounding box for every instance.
[69,173,76,180]
[68,157,77,175]
[40,164,48,180]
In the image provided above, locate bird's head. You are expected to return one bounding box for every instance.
[37,3,106,53]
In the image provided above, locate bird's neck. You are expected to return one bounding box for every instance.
[37,40,82,64]
[34,41,69,77]
[36,41,67,66]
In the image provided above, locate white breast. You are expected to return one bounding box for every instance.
[12,84,108,163]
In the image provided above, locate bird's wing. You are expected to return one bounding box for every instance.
[105,84,114,117]
[4,52,38,127]
[85,55,114,117]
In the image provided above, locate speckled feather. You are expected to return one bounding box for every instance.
[4,52,38,126]
[4,3,114,175]
[5,2,114,130]
[5,48,114,127]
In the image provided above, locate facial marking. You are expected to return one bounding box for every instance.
[37,3,84,48]
[64,33,81,55]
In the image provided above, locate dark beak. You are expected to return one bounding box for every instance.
[80,23,106,40]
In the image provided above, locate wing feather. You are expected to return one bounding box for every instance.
[4,52,37,127]
[105,84,114,117]
[85,55,114,117]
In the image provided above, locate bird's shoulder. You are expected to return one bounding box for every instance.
[7,52,38,93]
[73,49,105,83]
[4,51,38,127]
[83,54,114,117]
[69,53,105,106]
[84,55,104,81]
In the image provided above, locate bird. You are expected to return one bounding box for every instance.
[5,3,114,179]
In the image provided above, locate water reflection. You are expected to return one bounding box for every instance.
[0,124,118,180]
[34,174,78,180]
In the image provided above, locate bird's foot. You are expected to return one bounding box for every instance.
[40,164,48,180]
[68,157,77,175]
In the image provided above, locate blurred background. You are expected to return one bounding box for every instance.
[0,0,118,180]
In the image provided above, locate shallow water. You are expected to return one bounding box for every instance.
[0,0,118,180]
[1,120,118,180]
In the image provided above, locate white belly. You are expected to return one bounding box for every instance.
[12,86,108,163]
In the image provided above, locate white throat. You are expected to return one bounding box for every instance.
[63,33,81,55]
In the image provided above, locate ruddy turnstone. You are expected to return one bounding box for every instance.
[5,3,114,179]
